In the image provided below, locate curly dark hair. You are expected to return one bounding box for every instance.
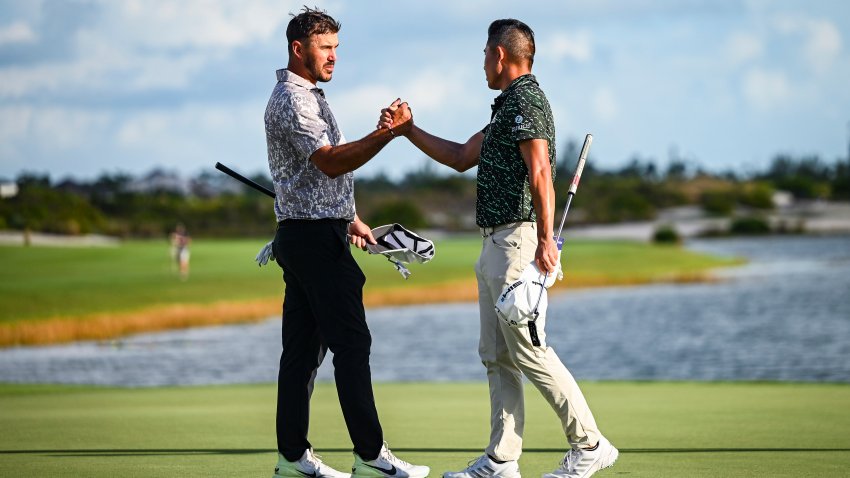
[286,6,341,54]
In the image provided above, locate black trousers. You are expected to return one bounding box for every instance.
[273,219,383,462]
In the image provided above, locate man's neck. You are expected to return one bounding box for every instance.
[287,61,317,85]
[498,65,531,91]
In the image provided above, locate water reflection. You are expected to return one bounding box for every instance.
[0,235,848,386]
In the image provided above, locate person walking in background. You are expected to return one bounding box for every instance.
[170,223,191,280]
[264,7,428,478]
[379,19,617,478]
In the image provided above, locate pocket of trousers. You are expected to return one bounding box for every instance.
[490,228,522,250]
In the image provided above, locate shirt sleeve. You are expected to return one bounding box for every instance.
[284,93,332,159]
[510,96,549,142]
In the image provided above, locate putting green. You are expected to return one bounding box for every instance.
[1,381,848,477]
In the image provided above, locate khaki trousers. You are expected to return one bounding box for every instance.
[475,223,600,461]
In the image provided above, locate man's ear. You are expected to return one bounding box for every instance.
[291,40,304,60]
[496,45,507,64]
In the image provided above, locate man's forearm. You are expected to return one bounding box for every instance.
[310,128,395,178]
[530,173,555,239]
[407,125,479,172]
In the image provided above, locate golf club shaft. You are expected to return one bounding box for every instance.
[531,133,593,323]
[555,133,592,239]
[214,162,276,198]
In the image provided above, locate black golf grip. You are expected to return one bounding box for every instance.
[214,162,276,198]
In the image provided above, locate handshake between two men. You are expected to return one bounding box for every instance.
[371,96,561,278]
[376,98,413,137]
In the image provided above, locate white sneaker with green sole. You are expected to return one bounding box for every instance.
[352,442,430,478]
[274,449,351,478]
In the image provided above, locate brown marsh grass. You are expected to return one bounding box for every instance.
[0,272,713,347]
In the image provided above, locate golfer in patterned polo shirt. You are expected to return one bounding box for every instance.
[380,19,617,478]
[265,7,428,478]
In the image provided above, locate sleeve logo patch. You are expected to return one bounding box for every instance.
[512,114,532,133]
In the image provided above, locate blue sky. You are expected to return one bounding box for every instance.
[1,0,848,181]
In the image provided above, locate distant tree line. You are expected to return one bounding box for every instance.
[1,147,848,238]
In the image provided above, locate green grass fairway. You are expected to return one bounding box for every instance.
[1,381,848,477]
[0,237,735,324]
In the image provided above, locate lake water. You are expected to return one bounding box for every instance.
[1,235,848,386]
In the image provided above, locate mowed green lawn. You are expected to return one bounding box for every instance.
[0,237,735,323]
[0,381,848,477]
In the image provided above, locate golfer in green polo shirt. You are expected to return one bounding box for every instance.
[379,19,617,478]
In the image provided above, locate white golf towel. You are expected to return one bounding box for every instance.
[365,223,435,278]
[253,223,435,278]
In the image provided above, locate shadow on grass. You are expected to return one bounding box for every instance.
[1,448,849,457]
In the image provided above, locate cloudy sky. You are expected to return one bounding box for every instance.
[1,0,848,181]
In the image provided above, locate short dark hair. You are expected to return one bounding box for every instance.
[487,19,535,66]
[286,6,341,54]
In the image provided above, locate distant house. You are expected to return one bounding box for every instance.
[772,190,793,209]
[127,169,190,195]
[0,180,18,198]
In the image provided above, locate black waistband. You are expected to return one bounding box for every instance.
[277,218,350,228]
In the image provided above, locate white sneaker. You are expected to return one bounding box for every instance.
[443,454,521,478]
[352,442,430,478]
[542,436,618,478]
[274,449,351,478]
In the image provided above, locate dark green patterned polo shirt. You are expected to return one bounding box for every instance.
[476,74,556,228]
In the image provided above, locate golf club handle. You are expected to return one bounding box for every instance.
[568,133,592,195]
[214,162,276,198]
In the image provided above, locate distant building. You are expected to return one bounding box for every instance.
[772,190,793,209]
[0,181,18,198]
[127,169,190,195]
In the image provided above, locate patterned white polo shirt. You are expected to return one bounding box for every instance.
[265,69,354,221]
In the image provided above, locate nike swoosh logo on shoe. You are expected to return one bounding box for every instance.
[364,463,397,475]
[297,471,318,478]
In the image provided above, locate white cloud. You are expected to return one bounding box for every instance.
[725,32,763,66]
[805,20,842,72]
[742,68,790,109]
[0,21,37,46]
[0,1,300,99]
[404,70,463,113]
[3,0,850,179]
[0,105,33,144]
[38,108,113,151]
[591,87,618,122]
[0,104,111,156]
[773,15,842,73]
[329,84,398,135]
[111,0,297,49]
[0,101,268,176]
[545,31,593,63]
[0,44,210,99]
[114,101,265,159]
[331,66,480,137]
